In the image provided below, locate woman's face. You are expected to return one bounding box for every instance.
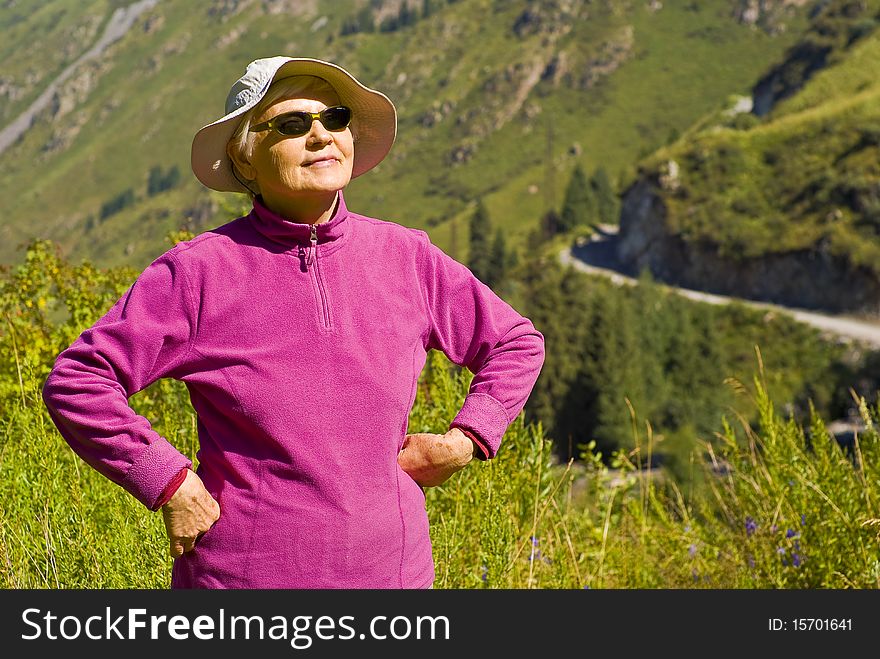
[244,87,354,202]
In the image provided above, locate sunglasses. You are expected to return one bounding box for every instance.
[248,106,352,137]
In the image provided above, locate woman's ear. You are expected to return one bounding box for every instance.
[227,141,256,181]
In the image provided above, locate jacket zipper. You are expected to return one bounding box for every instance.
[307,224,332,329]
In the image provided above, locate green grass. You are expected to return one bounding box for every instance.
[2,238,878,588]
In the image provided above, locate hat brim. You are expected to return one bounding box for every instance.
[191,58,397,193]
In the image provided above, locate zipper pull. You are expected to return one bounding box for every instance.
[308,224,317,267]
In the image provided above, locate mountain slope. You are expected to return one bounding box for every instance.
[1,0,810,270]
[617,0,880,314]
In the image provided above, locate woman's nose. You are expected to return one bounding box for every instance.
[306,120,332,146]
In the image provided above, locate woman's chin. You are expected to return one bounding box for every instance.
[299,173,351,193]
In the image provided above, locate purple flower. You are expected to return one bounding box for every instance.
[745,516,757,537]
[583,585,591,589]
[786,528,798,539]
[684,524,692,533]
[792,554,802,568]
[793,540,801,552]
[530,535,539,546]
[777,547,786,555]
[692,569,699,583]
[801,514,807,526]
[529,548,542,562]
[688,544,698,558]
[480,565,488,583]
[770,525,778,533]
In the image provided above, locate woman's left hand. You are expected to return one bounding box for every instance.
[398,427,478,487]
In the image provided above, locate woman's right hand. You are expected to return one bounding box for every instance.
[161,469,221,559]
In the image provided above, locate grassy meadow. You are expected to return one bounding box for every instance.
[1,239,878,589]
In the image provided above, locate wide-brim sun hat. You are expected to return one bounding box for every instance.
[191,56,397,193]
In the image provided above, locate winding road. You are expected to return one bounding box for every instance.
[0,0,159,155]
[559,224,880,349]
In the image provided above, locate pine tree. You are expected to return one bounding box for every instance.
[468,200,492,283]
[486,227,508,289]
[559,163,594,232]
[517,258,569,446]
[591,165,619,225]
[576,286,647,459]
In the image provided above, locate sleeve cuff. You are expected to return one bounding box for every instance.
[153,466,190,510]
[449,392,510,459]
[119,438,193,511]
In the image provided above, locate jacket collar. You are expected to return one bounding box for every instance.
[249,191,349,248]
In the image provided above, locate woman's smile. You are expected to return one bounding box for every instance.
[303,157,340,168]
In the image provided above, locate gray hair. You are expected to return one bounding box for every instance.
[227,75,354,196]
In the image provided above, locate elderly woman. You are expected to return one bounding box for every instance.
[42,57,545,589]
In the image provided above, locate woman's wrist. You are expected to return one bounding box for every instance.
[449,425,489,461]
[155,467,190,510]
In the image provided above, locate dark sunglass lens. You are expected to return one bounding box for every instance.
[322,107,351,130]
[275,113,310,135]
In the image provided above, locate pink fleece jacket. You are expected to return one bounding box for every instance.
[41,192,545,589]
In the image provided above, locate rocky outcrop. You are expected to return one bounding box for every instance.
[512,0,588,38]
[733,0,811,34]
[750,0,878,115]
[616,176,880,315]
[261,0,316,16]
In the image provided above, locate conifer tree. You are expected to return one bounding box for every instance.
[591,165,619,225]
[517,258,569,444]
[486,227,509,289]
[468,200,492,283]
[549,268,599,460]
[559,163,594,232]
[630,269,675,424]
[578,286,647,458]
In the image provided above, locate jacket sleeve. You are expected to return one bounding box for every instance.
[41,251,198,511]
[418,233,545,459]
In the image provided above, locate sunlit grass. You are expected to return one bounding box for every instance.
[2,240,877,588]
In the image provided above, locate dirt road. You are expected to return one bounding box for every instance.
[559,224,880,349]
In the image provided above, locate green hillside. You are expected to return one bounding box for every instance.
[0,0,810,269]
[638,0,880,274]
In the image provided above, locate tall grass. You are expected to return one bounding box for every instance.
[1,240,878,588]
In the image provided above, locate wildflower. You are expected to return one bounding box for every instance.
[480,565,488,583]
[792,554,802,568]
[530,535,539,546]
[793,540,801,552]
[788,479,795,486]
[688,544,698,558]
[684,524,691,533]
[747,555,755,568]
[801,514,806,526]
[745,516,757,537]
[583,585,591,589]
[786,529,798,539]
[777,547,786,555]
[529,548,542,562]
[770,525,777,533]
[692,569,699,583]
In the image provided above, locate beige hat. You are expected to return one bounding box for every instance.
[191,56,397,193]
